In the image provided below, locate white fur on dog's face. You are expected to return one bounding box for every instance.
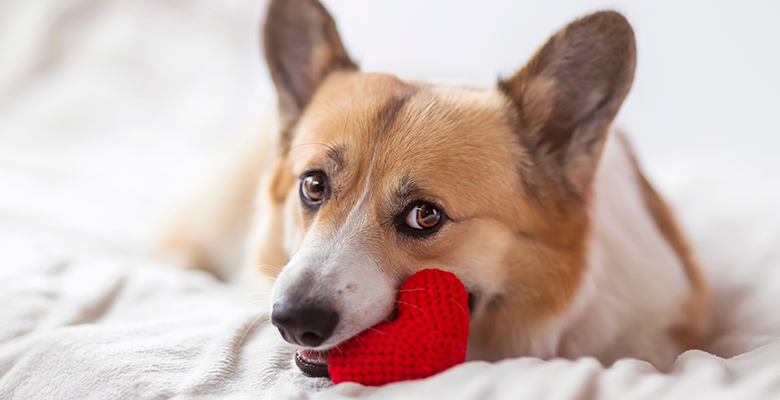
[270,180,397,349]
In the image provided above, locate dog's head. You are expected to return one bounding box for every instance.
[258,0,635,359]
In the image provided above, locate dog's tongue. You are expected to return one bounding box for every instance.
[328,268,469,386]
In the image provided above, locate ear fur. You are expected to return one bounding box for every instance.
[499,11,636,197]
[263,0,357,144]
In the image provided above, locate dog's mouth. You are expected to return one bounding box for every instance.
[294,290,478,379]
[295,349,330,378]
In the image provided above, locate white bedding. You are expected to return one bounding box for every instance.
[2,0,780,399]
[2,172,780,400]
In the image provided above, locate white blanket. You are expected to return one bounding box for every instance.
[3,0,780,398]
[2,171,780,400]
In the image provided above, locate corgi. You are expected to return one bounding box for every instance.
[156,0,709,377]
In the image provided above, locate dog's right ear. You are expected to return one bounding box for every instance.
[263,0,357,137]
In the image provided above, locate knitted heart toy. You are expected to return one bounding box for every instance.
[328,268,470,386]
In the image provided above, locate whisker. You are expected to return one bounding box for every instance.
[366,327,388,336]
[237,314,269,348]
[256,264,283,274]
[449,297,469,320]
[397,301,429,320]
[349,333,368,345]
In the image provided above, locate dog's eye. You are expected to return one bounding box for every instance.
[300,171,328,206]
[405,203,442,230]
[395,201,447,238]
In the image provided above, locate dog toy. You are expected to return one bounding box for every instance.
[328,268,470,386]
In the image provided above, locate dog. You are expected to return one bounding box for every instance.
[156,0,709,377]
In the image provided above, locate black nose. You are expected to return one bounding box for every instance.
[271,300,339,347]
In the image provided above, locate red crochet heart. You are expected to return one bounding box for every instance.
[328,268,470,386]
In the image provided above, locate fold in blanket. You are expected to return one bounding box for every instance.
[2,224,780,400]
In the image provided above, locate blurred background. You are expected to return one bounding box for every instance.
[1,0,778,255]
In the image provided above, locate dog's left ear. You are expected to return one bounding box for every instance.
[263,0,357,133]
[500,11,636,197]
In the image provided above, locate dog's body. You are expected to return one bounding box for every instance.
[156,0,708,374]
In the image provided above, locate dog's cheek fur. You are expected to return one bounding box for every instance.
[370,195,590,362]
[461,210,590,360]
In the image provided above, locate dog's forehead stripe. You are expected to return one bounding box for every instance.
[393,175,418,201]
[375,88,417,141]
[325,144,345,169]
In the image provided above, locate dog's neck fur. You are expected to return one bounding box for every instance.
[561,131,692,369]
[467,131,694,370]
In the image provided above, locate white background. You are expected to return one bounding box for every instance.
[323,0,780,172]
[0,0,778,250]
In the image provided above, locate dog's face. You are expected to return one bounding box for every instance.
[270,73,539,350]
[260,0,635,361]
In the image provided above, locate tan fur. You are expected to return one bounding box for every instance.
[155,1,708,368]
[252,70,604,359]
